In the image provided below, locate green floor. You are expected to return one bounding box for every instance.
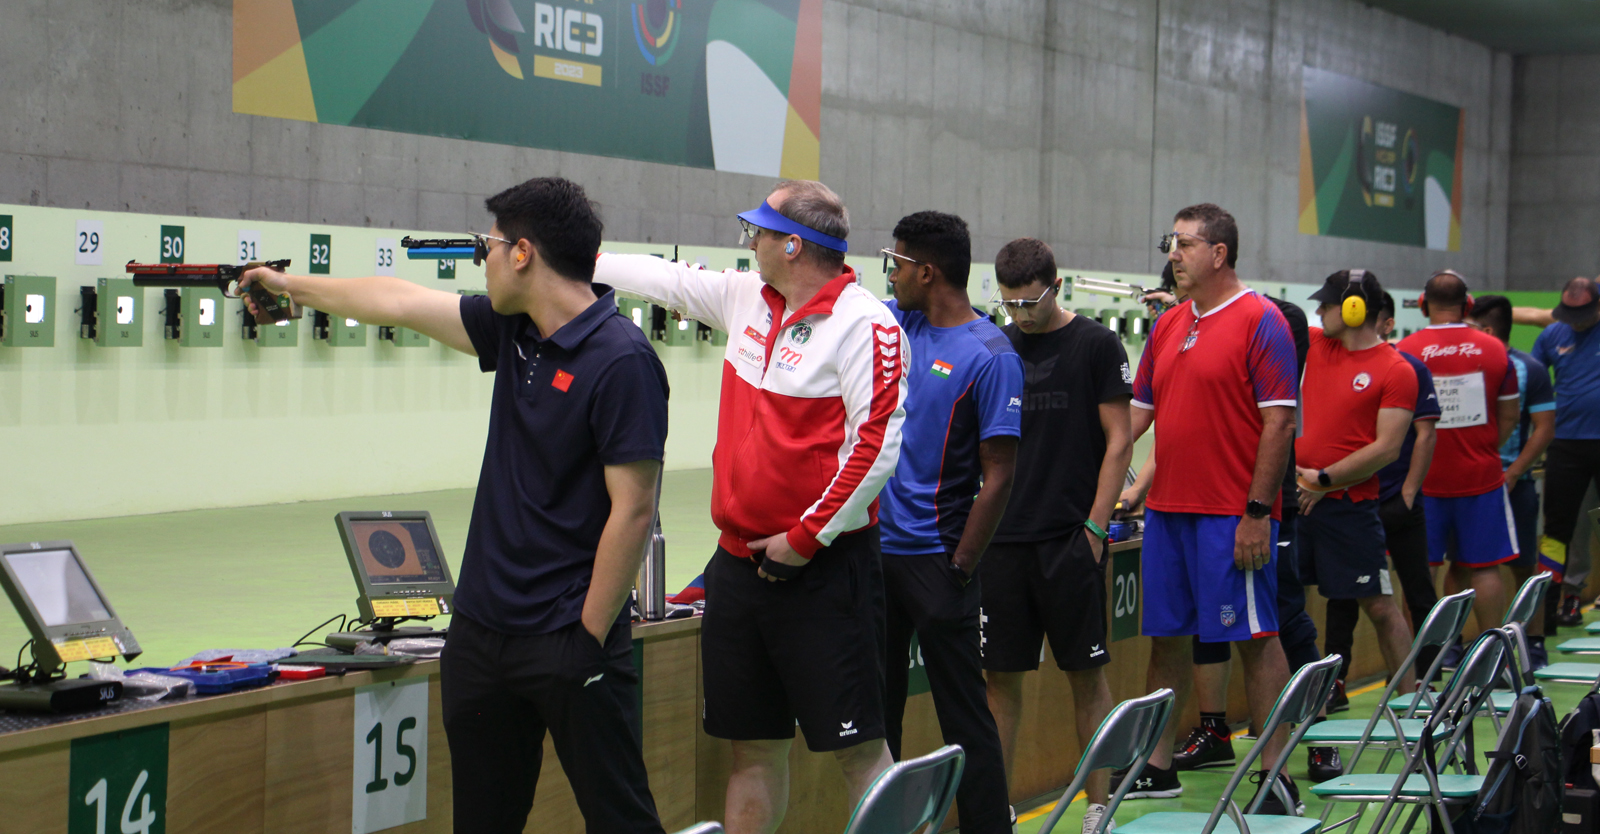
[3,474,1596,834]
[0,469,719,668]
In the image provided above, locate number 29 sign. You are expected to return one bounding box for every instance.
[352,678,428,833]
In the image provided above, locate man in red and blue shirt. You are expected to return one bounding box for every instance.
[1397,271,1521,632]
[1119,204,1302,812]
[1294,270,1417,688]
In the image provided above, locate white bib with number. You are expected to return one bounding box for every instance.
[1434,372,1488,428]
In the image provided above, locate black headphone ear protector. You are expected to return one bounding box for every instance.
[1341,269,1370,327]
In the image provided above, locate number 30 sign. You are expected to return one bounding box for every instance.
[352,678,428,833]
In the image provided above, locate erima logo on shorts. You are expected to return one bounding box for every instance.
[1089,644,1105,658]
[1220,605,1236,627]
[839,721,858,737]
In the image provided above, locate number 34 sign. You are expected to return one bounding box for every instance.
[69,723,168,834]
[353,678,429,833]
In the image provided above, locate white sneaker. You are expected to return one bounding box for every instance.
[1082,803,1115,834]
[1010,804,1019,834]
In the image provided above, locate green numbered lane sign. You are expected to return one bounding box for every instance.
[159,225,184,264]
[1110,546,1141,643]
[0,214,12,262]
[436,258,455,280]
[309,234,331,275]
[69,723,169,834]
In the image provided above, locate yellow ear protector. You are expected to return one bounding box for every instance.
[1341,269,1370,327]
[785,240,797,255]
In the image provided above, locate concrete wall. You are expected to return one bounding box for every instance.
[1507,54,1600,290]
[0,0,1510,292]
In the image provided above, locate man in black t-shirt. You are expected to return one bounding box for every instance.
[981,239,1133,832]
[241,178,668,834]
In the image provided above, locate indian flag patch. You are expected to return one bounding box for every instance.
[930,360,953,379]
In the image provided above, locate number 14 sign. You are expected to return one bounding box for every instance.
[353,678,428,833]
[69,723,168,834]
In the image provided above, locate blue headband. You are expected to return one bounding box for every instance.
[737,201,849,253]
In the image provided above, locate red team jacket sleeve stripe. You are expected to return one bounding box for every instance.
[788,320,909,558]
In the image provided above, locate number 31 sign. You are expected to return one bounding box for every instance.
[352,678,428,833]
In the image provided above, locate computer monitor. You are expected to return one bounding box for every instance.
[0,540,141,676]
[334,512,455,622]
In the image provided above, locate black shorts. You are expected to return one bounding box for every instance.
[979,529,1110,673]
[700,527,886,752]
[1297,496,1392,600]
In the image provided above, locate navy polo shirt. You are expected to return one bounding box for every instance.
[455,285,669,635]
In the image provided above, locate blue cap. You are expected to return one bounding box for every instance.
[737,200,848,253]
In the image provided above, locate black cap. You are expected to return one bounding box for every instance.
[1552,277,1600,325]
[1309,269,1365,305]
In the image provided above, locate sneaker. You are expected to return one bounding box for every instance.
[1326,679,1349,714]
[1109,761,1183,799]
[1438,638,1464,671]
[1306,746,1342,783]
[1246,770,1305,815]
[1081,802,1115,833]
[1010,805,1019,834]
[1528,636,1549,671]
[1559,594,1585,628]
[1172,725,1236,770]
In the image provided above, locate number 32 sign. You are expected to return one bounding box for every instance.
[353,678,428,833]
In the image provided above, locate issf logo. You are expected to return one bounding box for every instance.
[632,0,683,66]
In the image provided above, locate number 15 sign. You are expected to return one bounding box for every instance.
[352,678,428,833]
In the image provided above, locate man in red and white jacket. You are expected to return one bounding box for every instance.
[594,180,908,834]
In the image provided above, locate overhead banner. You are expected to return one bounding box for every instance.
[1298,67,1464,251]
[232,0,821,179]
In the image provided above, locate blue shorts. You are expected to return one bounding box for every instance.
[1424,487,1519,568]
[1142,510,1280,642]
[1297,496,1392,600]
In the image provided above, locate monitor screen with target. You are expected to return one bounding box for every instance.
[334,511,455,621]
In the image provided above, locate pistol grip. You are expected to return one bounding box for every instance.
[245,283,291,324]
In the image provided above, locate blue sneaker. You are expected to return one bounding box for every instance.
[1438,638,1464,671]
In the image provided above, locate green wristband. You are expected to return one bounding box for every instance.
[1084,519,1109,540]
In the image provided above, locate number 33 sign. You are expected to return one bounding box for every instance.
[69,724,168,834]
[353,678,429,833]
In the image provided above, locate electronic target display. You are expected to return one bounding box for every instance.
[0,540,141,675]
[334,512,454,621]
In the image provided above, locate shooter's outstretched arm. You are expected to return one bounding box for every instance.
[239,269,475,356]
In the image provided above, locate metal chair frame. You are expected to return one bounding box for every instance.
[1036,688,1176,834]
[841,744,964,834]
[1306,590,1475,777]
[1314,627,1515,834]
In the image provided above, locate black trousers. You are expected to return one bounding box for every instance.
[441,614,664,834]
[1543,439,1600,549]
[884,552,1011,834]
[1193,509,1321,672]
[1325,493,1439,681]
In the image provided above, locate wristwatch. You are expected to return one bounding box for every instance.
[1317,469,1332,488]
[1245,499,1272,519]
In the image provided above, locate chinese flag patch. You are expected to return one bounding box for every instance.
[551,369,574,392]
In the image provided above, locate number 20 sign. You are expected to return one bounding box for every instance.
[352,678,428,833]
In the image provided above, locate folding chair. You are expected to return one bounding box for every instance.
[1310,627,1515,834]
[1036,688,1175,834]
[1114,654,1342,834]
[671,825,724,834]
[1388,575,1551,723]
[841,744,964,834]
[1299,590,1475,774]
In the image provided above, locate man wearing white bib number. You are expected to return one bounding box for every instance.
[1397,271,1521,630]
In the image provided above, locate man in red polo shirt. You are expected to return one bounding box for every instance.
[1294,270,1417,682]
[1397,271,1520,631]
[1119,203,1301,813]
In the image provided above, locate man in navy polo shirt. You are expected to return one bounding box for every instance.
[1532,277,1600,602]
[242,178,669,834]
[879,211,1020,834]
